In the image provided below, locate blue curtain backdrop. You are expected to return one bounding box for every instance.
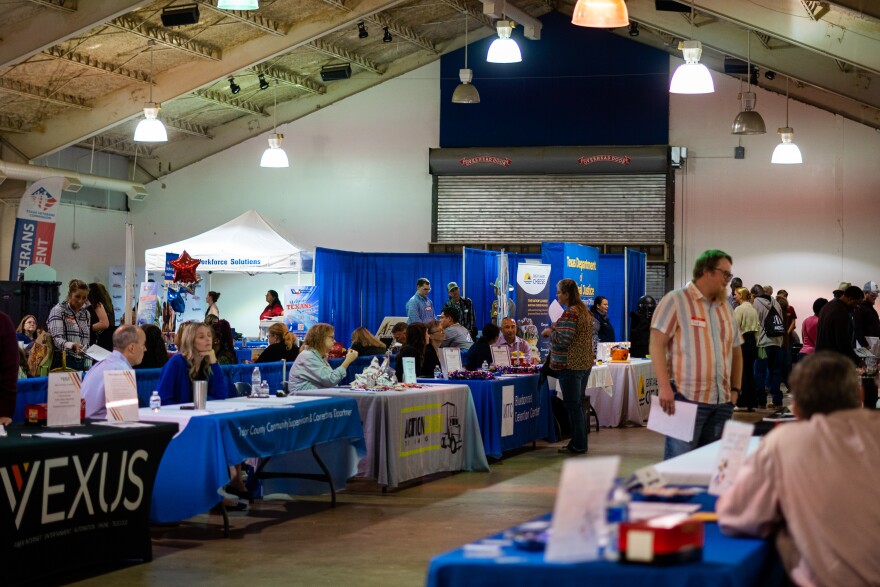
[597,254,625,341]
[625,249,647,338]
[463,248,532,329]
[316,248,461,343]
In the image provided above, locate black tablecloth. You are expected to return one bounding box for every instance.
[0,421,177,585]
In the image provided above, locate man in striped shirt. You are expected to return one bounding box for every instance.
[650,249,743,459]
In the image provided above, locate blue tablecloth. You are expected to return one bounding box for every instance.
[419,374,555,458]
[426,495,784,587]
[141,396,366,523]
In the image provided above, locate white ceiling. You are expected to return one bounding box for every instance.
[0,0,878,187]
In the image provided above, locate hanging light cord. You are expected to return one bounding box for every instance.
[272,82,277,133]
[746,31,751,92]
[464,14,469,69]
[148,42,154,103]
[785,77,790,126]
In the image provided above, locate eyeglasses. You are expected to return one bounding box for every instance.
[430,330,442,335]
[712,268,734,281]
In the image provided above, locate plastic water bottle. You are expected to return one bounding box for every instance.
[251,366,262,396]
[261,380,270,397]
[481,360,489,371]
[603,482,630,561]
[149,391,161,412]
[433,365,441,379]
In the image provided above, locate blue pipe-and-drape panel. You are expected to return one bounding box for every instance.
[625,249,647,338]
[464,248,532,329]
[316,247,462,344]
[597,254,625,342]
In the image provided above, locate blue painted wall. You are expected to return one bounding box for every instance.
[440,11,670,147]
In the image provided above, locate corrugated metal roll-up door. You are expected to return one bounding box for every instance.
[436,174,666,244]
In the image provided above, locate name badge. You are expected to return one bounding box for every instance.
[690,317,706,328]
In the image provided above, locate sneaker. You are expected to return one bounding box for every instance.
[733,406,748,412]
[766,402,781,410]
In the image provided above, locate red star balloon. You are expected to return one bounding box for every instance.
[170,250,200,284]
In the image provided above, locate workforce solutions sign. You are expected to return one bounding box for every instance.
[9,177,63,279]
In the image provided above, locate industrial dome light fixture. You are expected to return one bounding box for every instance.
[217,0,259,9]
[731,31,766,135]
[571,0,629,29]
[134,41,167,142]
[669,1,714,94]
[771,78,803,164]
[487,21,521,64]
[452,15,480,103]
[260,81,289,168]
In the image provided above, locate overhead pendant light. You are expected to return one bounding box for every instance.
[669,1,714,94]
[771,78,802,164]
[571,0,629,29]
[487,20,521,64]
[217,0,259,9]
[260,81,289,168]
[452,16,480,104]
[134,41,167,142]
[731,31,766,135]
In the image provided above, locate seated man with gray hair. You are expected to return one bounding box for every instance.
[80,324,146,419]
[717,351,880,586]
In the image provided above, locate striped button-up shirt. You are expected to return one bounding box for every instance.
[651,282,742,404]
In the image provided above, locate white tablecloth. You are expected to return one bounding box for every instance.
[553,360,657,427]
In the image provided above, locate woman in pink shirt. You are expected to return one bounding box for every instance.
[799,297,828,357]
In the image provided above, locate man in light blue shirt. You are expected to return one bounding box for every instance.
[81,325,146,419]
[406,278,435,324]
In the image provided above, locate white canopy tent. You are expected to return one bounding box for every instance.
[144,209,311,273]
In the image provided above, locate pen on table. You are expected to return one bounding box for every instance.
[20,433,34,437]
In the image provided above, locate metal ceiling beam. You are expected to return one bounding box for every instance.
[191,89,267,116]
[0,77,91,109]
[437,0,495,31]
[365,13,438,53]
[163,117,213,139]
[76,135,156,158]
[480,0,543,39]
[27,0,77,13]
[309,39,383,75]
[0,1,154,69]
[660,0,880,76]
[196,0,286,36]
[3,0,411,160]
[252,64,325,95]
[43,46,150,83]
[109,15,221,61]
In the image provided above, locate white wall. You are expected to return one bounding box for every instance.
[670,58,880,334]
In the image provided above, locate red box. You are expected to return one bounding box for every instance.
[618,515,704,565]
[25,399,87,425]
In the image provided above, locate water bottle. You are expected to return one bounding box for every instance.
[603,481,630,561]
[251,366,261,396]
[149,391,161,412]
[433,365,441,379]
[261,380,270,397]
[481,360,489,371]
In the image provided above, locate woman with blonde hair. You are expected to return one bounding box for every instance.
[350,326,387,357]
[734,286,760,411]
[288,323,358,391]
[46,279,92,371]
[255,322,299,363]
[157,322,230,405]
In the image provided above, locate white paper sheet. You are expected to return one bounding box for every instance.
[646,400,698,442]
[443,347,462,375]
[546,456,620,563]
[548,300,564,323]
[708,419,755,496]
[85,345,111,362]
[402,357,417,384]
[491,345,511,367]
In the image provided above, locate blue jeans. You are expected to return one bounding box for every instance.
[558,369,590,452]
[663,394,734,460]
[754,345,782,406]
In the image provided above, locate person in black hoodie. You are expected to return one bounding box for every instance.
[465,323,500,371]
[629,295,656,358]
[255,322,300,363]
[591,296,616,342]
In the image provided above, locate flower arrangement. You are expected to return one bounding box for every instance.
[493,365,540,375]
[448,369,496,380]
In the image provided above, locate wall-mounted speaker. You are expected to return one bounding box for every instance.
[655,1,690,12]
[161,4,200,27]
[320,64,352,82]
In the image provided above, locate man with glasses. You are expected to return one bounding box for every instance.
[406,278,434,324]
[650,249,743,459]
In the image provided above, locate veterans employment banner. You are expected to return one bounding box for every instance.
[9,177,63,279]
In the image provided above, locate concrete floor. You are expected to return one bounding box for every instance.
[59,409,771,587]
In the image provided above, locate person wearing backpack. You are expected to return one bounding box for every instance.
[752,284,785,409]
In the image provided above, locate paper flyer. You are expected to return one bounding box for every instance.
[646,399,698,442]
[443,347,462,375]
[48,372,83,427]
[708,420,755,496]
[546,456,620,562]
[491,345,511,367]
[104,370,140,422]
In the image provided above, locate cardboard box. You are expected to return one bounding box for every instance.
[619,514,704,565]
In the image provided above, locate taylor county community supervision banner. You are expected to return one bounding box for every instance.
[8,177,63,279]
